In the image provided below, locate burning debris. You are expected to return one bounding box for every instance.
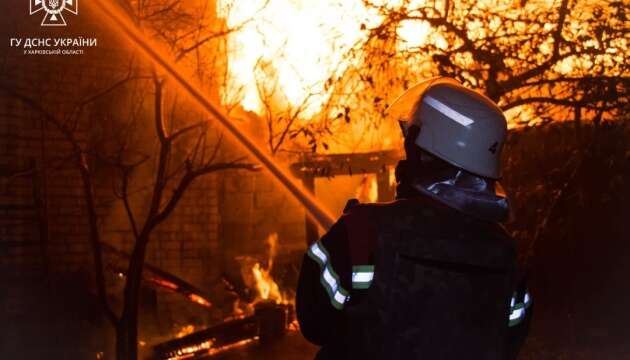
[249,234,291,305]
[152,233,299,359]
[153,301,290,360]
[103,243,213,309]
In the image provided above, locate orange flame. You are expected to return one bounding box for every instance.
[218,0,383,117]
[187,294,212,308]
[175,324,196,339]
[251,233,289,304]
[252,262,283,301]
[166,338,256,360]
[355,174,379,203]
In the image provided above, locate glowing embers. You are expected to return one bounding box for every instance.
[153,233,297,359]
[165,338,257,360]
[176,325,196,339]
[187,294,212,308]
[117,271,213,309]
[154,302,290,360]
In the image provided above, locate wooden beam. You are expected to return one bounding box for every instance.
[290,150,401,178]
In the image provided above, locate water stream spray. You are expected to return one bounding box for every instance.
[89,1,335,231]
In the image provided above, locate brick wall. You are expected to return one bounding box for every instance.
[220,169,307,259]
[0,2,313,356]
[0,0,228,340]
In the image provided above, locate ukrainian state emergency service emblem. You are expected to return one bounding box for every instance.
[30,0,78,27]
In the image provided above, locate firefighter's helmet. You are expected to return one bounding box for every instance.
[387,77,507,179]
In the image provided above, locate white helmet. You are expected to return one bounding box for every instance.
[387,77,507,179]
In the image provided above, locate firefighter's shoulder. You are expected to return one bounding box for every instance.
[339,200,383,266]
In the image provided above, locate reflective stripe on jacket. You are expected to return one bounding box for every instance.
[296,195,532,359]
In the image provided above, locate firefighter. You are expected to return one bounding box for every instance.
[296,77,532,360]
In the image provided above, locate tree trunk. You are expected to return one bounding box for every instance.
[117,234,149,360]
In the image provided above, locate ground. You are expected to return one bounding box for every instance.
[208,332,318,360]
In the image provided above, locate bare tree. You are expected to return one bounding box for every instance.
[1,70,257,359]
[250,60,329,155]
[110,74,258,360]
[333,0,628,127]
[1,1,265,358]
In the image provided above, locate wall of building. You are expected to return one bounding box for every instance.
[0,3,228,355]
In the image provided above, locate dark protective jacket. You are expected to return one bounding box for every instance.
[296,194,532,360]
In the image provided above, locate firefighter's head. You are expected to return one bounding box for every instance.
[387,78,510,221]
[388,77,507,181]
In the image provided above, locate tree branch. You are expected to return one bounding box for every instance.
[121,169,140,238]
[1,86,119,327]
[169,120,207,143]
[146,76,170,222]
[152,161,259,227]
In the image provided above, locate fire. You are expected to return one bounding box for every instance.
[217,0,625,132]
[147,277,179,291]
[389,166,397,188]
[250,233,289,304]
[355,174,379,203]
[206,338,256,356]
[218,0,383,117]
[252,262,283,301]
[396,18,432,50]
[165,338,256,360]
[167,340,214,360]
[217,0,435,117]
[215,0,432,152]
[175,325,196,339]
[187,294,212,308]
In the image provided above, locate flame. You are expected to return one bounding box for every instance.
[252,262,283,301]
[397,18,432,50]
[217,0,434,117]
[167,339,214,360]
[187,294,212,308]
[355,174,379,203]
[166,338,256,360]
[251,233,289,304]
[388,166,397,188]
[215,0,435,152]
[147,277,179,291]
[217,0,625,131]
[218,0,382,117]
[207,338,256,356]
[175,324,196,339]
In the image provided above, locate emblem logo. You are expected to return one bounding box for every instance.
[30,0,78,27]
[488,141,499,154]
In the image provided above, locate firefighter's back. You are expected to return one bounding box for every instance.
[347,197,516,360]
